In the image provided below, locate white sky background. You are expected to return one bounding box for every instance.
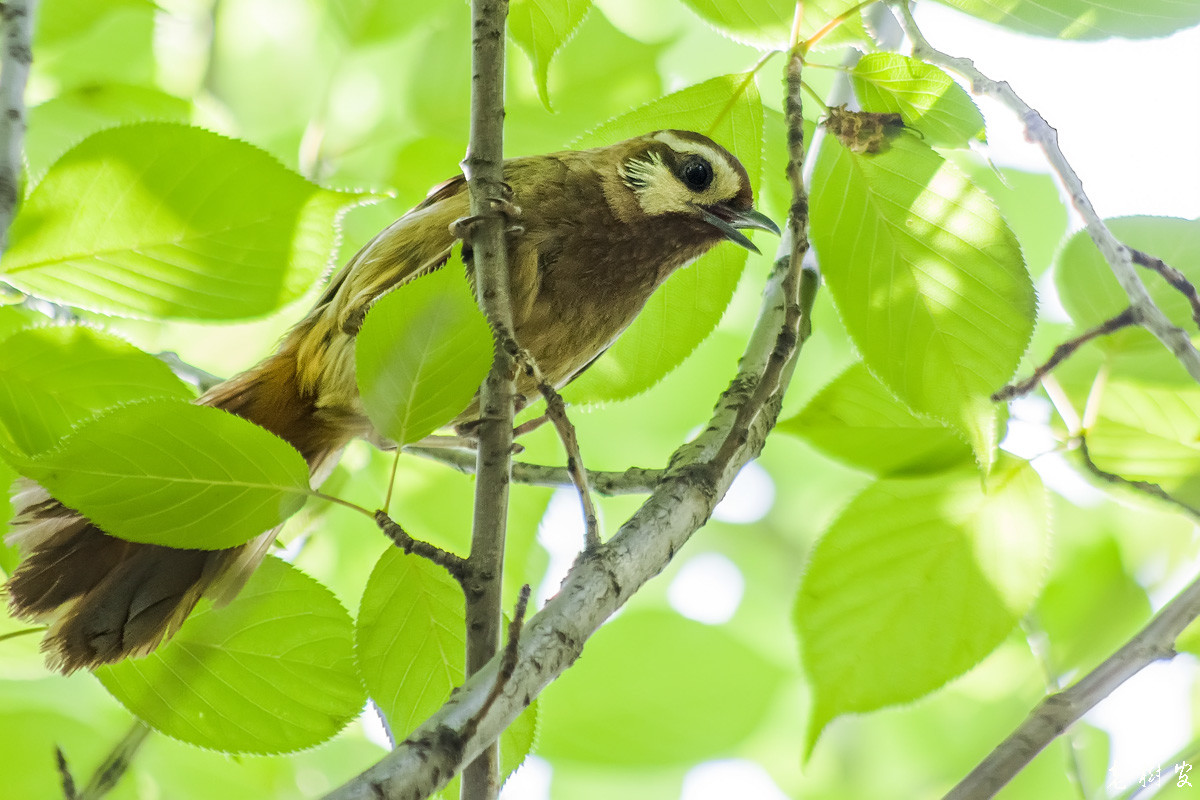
[505,5,1200,799]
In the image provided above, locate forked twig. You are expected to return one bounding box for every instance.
[993,307,1138,401]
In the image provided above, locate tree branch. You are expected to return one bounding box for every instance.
[892,0,1200,386]
[461,1,513,798]
[0,0,34,255]
[406,446,664,495]
[944,571,1200,799]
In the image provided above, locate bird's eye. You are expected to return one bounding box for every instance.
[680,158,713,192]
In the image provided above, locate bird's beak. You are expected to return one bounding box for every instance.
[696,203,781,254]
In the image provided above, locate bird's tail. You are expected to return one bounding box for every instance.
[4,345,353,674]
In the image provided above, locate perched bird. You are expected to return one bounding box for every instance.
[5,129,779,673]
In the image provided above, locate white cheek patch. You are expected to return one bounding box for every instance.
[619,150,686,215]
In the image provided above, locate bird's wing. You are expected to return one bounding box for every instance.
[315,177,472,336]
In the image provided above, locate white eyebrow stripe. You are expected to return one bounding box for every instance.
[650,131,742,207]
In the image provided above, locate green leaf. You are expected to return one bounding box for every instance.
[355,258,492,446]
[851,53,986,148]
[357,550,464,737]
[96,556,364,754]
[780,362,973,476]
[509,0,592,109]
[537,609,788,765]
[357,551,536,777]
[2,123,377,320]
[934,0,1200,39]
[0,325,193,454]
[810,133,1034,469]
[796,458,1048,753]
[566,72,766,403]
[26,84,192,179]
[677,0,867,48]
[8,400,311,549]
[1084,381,1200,507]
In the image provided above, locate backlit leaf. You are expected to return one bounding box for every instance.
[8,400,310,549]
[780,362,973,475]
[0,325,193,454]
[852,53,986,148]
[934,0,1200,39]
[357,550,536,776]
[796,458,1048,753]
[810,133,1034,468]
[3,123,377,320]
[355,258,492,445]
[97,557,364,754]
[509,0,592,109]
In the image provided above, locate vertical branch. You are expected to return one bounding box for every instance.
[0,0,36,254]
[462,1,513,799]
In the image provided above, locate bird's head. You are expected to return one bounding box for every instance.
[616,130,780,253]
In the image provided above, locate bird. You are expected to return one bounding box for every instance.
[4,129,779,674]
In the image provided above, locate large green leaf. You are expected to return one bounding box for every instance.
[3,123,376,320]
[537,609,788,765]
[97,556,364,754]
[566,72,766,403]
[851,53,985,148]
[355,258,492,445]
[0,325,193,455]
[8,400,311,549]
[934,0,1200,39]
[796,458,1048,753]
[810,133,1034,468]
[356,551,536,777]
[510,0,593,109]
[779,362,973,476]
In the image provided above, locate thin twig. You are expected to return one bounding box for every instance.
[0,0,35,256]
[374,510,468,580]
[76,721,152,800]
[993,307,1138,401]
[891,0,1200,386]
[510,353,600,549]
[460,585,531,745]
[406,445,664,495]
[1075,438,1200,523]
[56,747,76,800]
[1130,247,1200,330]
[709,39,811,473]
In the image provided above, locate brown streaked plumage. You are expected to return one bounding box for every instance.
[5,130,778,673]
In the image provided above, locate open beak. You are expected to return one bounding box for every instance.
[696,204,781,254]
